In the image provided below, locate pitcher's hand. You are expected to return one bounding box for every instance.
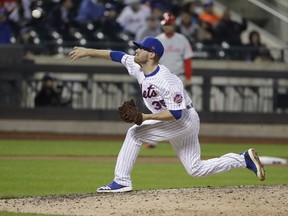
[69,46,89,62]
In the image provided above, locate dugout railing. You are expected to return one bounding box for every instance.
[0,58,288,124]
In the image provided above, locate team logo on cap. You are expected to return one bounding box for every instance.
[173,93,183,104]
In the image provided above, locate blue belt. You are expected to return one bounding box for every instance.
[186,103,193,109]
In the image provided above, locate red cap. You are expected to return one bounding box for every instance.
[160,12,175,26]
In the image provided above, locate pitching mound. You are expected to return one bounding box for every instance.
[1,185,287,216]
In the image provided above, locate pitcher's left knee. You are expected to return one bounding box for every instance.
[187,164,206,177]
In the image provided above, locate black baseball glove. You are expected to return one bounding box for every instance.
[118,99,143,125]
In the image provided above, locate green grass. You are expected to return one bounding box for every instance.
[0,140,122,156]
[0,140,287,199]
[0,159,113,198]
[1,140,288,158]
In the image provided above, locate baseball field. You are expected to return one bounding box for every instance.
[0,137,287,216]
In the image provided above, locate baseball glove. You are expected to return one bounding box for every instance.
[118,99,143,125]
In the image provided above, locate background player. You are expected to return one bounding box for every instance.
[145,12,193,149]
[157,12,193,87]
[69,36,265,193]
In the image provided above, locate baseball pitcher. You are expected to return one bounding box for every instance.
[69,36,265,193]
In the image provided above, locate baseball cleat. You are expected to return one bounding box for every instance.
[242,148,265,181]
[97,181,132,193]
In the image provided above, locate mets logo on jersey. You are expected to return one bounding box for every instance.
[173,93,183,104]
[143,85,157,98]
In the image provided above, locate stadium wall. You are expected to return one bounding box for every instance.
[1,119,288,139]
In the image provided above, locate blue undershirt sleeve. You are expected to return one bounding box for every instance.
[169,110,182,120]
[110,51,125,62]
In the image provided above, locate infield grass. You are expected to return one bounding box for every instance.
[1,140,288,158]
[0,140,287,199]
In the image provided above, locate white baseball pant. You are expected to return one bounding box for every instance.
[114,108,246,187]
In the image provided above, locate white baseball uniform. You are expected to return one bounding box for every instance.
[117,4,151,35]
[114,54,246,187]
[156,32,193,81]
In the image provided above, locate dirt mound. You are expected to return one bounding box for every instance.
[1,185,287,216]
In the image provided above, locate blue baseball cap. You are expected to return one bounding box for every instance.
[133,36,164,58]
